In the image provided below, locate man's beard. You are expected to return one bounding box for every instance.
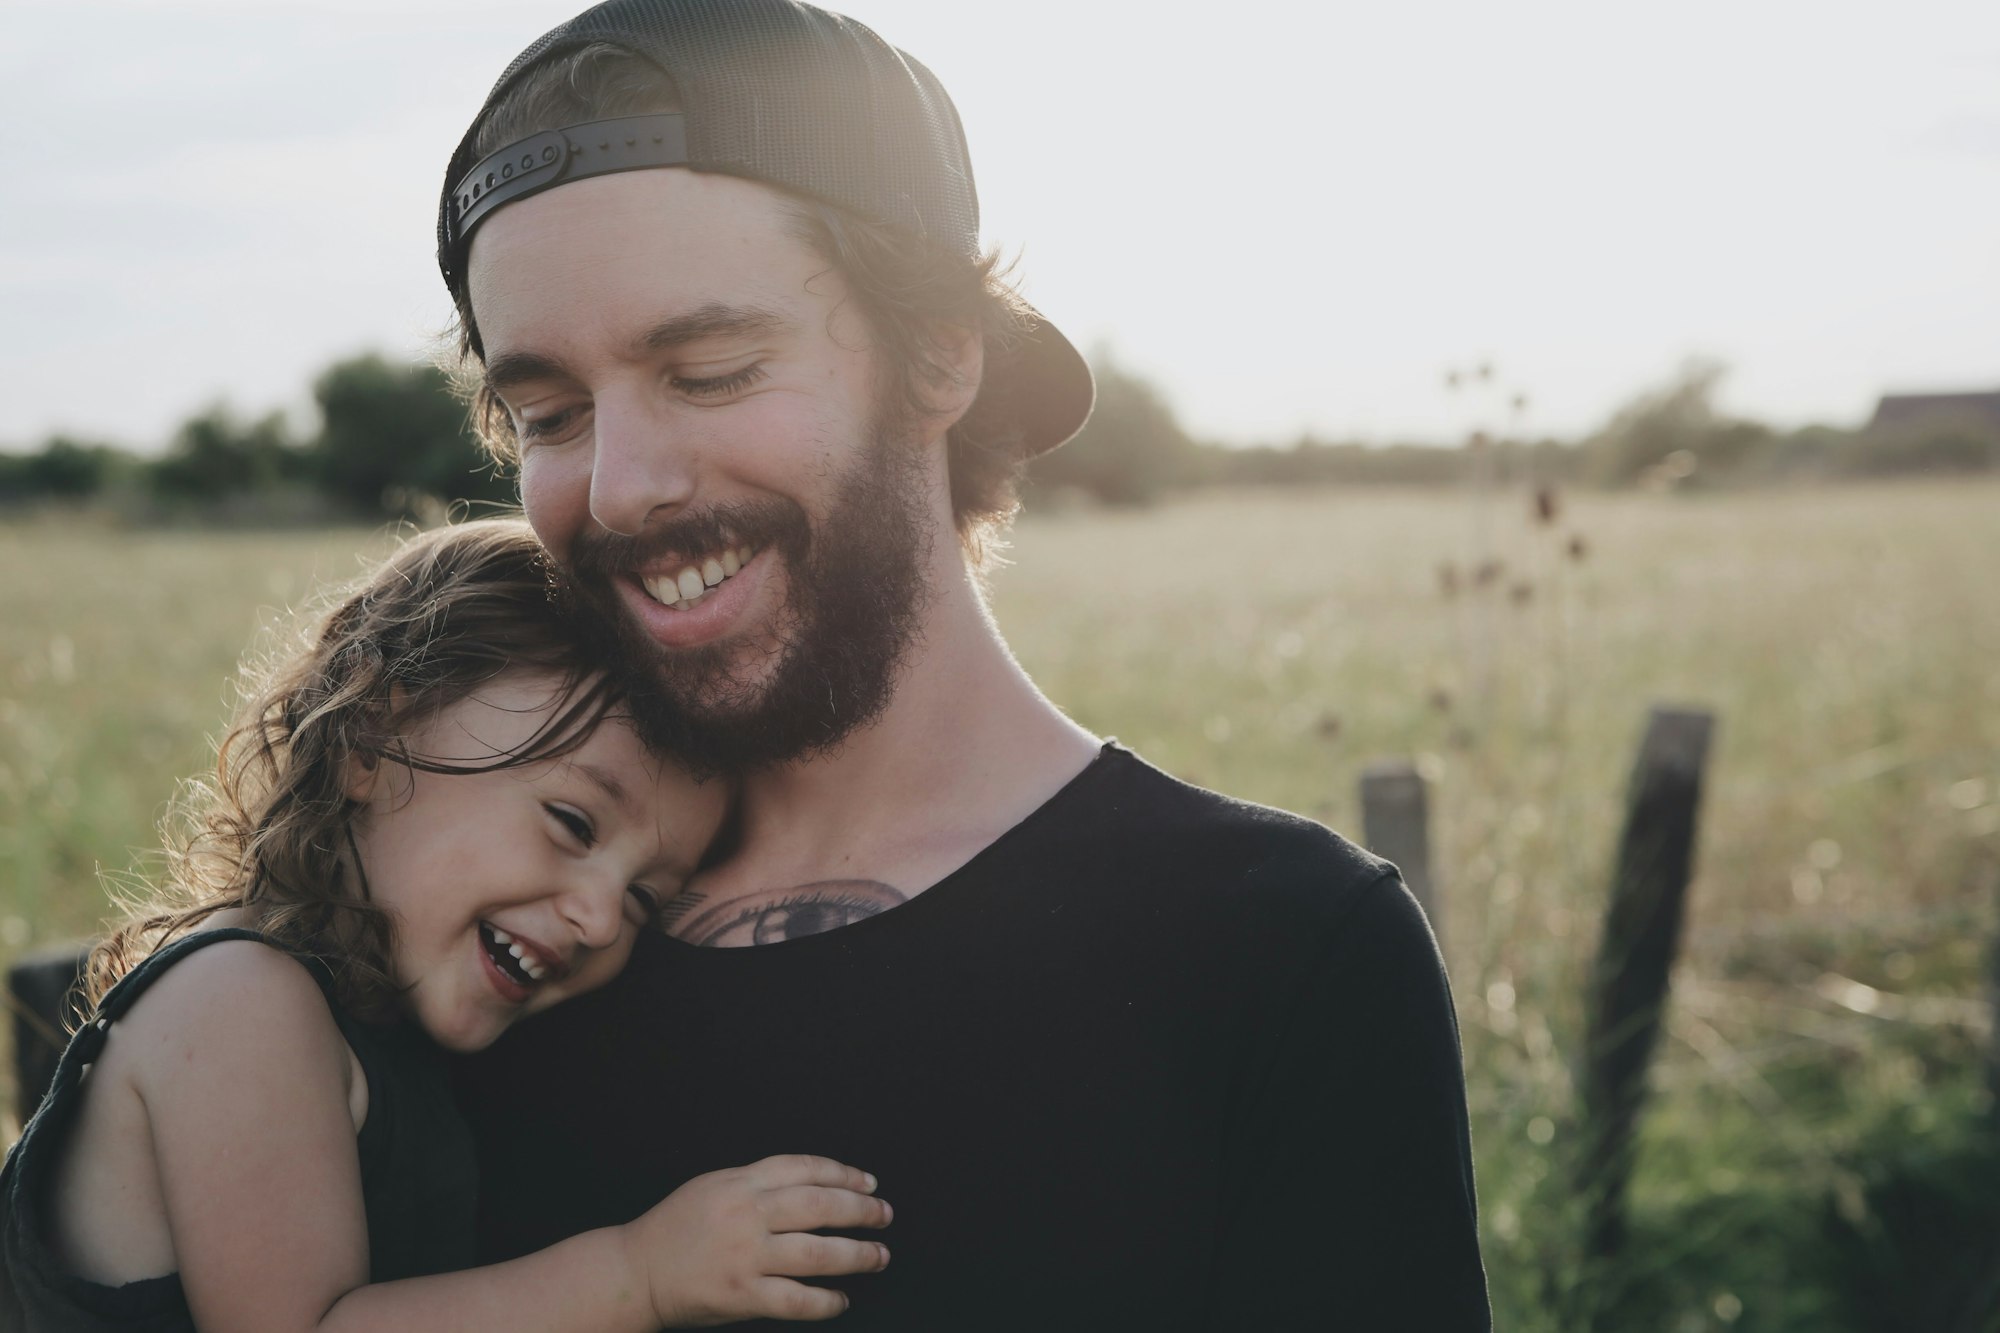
[555,418,934,776]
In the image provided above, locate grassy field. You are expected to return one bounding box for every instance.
[4,480,1999,1329]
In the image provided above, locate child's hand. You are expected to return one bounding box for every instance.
[620,1154,892,1325]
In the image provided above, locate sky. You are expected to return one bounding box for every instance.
[4,0,1997,451]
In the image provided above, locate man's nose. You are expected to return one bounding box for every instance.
[588,391,697,536]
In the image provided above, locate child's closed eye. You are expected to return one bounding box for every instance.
[545,803,596,848]
[625,884,663,928]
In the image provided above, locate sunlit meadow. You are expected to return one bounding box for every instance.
[4,480,1997,1329]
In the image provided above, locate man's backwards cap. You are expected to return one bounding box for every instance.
[438,0,1093,457]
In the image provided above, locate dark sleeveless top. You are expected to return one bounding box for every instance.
[0,929,478,1331]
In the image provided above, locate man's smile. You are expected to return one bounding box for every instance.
[637,540,760,612]
[615,544,777,650]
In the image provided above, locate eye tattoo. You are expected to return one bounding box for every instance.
[675,880,908,948]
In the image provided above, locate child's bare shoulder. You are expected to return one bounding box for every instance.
[110,936,349,1080]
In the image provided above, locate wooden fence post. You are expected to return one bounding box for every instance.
[1361,759,1441,947]
[1578,705,1716,1270]
[7,941,92,1123]
[1986,874,2000,1136]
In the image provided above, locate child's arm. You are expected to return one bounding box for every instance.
[122,942,887,1331]
[323,1156,890,1329]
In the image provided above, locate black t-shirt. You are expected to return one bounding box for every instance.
[456,744,1489,1330]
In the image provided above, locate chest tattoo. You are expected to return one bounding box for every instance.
[654,890,705,931]
[672,879,909,947]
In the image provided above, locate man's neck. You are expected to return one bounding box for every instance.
[664,545,1100,945]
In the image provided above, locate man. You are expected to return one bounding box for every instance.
[446,2,1489,1327]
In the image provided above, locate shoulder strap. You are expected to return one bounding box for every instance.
[68,928,333,1068]
[7,929,351,1215]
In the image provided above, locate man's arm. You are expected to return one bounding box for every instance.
[1209,871,1490,1330]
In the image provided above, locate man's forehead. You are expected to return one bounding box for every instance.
[465,169,826,363]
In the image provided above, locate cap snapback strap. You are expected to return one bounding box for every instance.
[446,113,690,261]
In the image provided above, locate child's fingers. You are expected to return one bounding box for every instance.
[762,1185,894,1233]
[749,1275,852,1322]
[764,1232,892,1278]
[744,1154,878,1194]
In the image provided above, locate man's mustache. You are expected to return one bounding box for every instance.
[566,498,808,582]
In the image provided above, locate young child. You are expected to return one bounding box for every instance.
[1,519,891,1331]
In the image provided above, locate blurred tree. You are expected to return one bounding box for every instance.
[150,405,302,500]
[308,354,512,516]
[0,436,130,502]
[1026,346,1199,506]
[1579,359,1775,486]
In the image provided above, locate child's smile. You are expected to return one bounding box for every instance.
[343,672,727,1051]
[478,921,561,993]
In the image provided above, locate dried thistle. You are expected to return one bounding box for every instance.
[1533,485,1560,526]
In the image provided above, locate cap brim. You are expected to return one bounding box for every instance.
[994,303,1094,457]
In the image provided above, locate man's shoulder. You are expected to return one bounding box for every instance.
[1052,743,1401,927]
[1021,743,1441,1019]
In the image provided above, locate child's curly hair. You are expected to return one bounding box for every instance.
[85,518,620,1022]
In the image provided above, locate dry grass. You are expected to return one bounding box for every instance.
[4,480,1997,1329]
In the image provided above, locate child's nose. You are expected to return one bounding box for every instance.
[558,872,627,951]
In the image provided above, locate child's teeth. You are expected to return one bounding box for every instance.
[497,937,546,982]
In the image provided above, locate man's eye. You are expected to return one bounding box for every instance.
[673,364,766,400]
[546,804,596,847]
[518,406,586,444]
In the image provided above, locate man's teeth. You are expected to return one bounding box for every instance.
[642,545,757,611]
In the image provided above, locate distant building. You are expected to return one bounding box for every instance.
[1867,390,2000,434]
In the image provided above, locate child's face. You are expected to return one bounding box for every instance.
[346,673,727,1052]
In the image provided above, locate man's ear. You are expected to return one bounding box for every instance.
[920,321,984,436]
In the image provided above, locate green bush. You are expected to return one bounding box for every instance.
[307,353,514,517]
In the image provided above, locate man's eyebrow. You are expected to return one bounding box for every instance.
[482,303,789,397]
[483,349,572,397]
[639,302,789,352]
